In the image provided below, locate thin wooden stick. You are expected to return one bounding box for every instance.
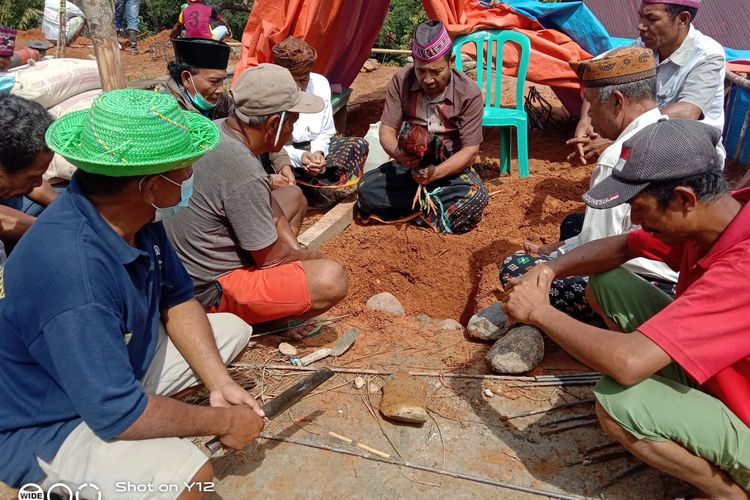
[230,363,536,381]
[357,442,392,459]
[259,432,586,500]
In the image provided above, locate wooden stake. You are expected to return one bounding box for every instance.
[56,0,66,58]
[77,0,126,90]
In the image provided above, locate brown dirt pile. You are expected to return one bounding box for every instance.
[322,126,592,325]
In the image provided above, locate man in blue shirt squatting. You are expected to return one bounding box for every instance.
[0,89,265,498]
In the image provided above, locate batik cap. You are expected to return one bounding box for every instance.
[583,119,722,209]
[272,36,317,76]
[643,0,701,9]
[569,46,656,88]
[0,26,16,58]
[412,20,452,62]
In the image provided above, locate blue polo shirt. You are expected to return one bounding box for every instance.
[0,174,194,486]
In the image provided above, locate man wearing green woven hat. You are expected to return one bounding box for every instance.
[0,89,266,495]
[165,64,348,341]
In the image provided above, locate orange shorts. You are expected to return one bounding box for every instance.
[208,262,311,324]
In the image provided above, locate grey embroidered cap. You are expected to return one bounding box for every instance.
[583,119,722,209]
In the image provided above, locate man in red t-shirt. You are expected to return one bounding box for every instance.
[504,119,750,496]
[169,0,231,41]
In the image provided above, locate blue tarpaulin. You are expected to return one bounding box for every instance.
[500,0,750,61]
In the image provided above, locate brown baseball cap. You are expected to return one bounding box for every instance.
[232,63,324,122]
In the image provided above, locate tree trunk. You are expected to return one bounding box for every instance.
[77,0,126,90]
[56,0,67,58]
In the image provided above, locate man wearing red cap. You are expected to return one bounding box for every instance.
[569,0,725,165]
[357,20,488,234]
[505,120,750,497]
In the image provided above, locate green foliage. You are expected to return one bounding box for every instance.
[375,0,426,64]
[0,0,43,30]
[138,0,252,37]
[139,0,182,34]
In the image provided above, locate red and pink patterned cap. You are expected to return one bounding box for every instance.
[0,26,16,58]
[412,20,452,63]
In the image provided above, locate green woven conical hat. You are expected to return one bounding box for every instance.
[46,88,220,176]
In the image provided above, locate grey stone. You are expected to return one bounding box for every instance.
[485,325,545,374]
[461,54,477,71]
[366,292,405,315]
[466,302,511,341]
[437,319,463,331]
[415,314,433,323]
[405,56,414,64]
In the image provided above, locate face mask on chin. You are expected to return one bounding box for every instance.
[187,73,216,111]
[140,173,194,223]
[0,72,16,95]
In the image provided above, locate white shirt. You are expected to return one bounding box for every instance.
[283,72,336,169]
[637,26,726,134]
[556,107,678,283]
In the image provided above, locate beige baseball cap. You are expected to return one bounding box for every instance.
[232,63,324,122]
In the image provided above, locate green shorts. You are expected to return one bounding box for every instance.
[589,267,750,491]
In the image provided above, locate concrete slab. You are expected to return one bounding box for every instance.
[298,201,355,250]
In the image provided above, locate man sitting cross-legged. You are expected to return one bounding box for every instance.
[0,89,264,498]
[503,119,750,498]
[165,64,348,340]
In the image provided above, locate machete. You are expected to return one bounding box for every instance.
[205,367,334,454]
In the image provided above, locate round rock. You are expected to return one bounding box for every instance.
[466,302,511,342]
[485,325,545,374]
[366,292,405,315]
[437,319,463,331]
[353,376,366,389]
[278,342,297,356]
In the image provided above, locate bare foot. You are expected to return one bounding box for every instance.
[282,324,323,341]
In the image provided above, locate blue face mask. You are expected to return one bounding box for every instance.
[0,72,16,95]
[140,173,194,223]
[187,73,216,111]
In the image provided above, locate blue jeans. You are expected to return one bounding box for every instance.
[114,0,140,32]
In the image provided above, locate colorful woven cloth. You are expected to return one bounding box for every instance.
[294,137,368,189]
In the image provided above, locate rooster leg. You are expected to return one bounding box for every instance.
[412,185,423,210]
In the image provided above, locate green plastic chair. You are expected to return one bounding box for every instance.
[453,30,532,177]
